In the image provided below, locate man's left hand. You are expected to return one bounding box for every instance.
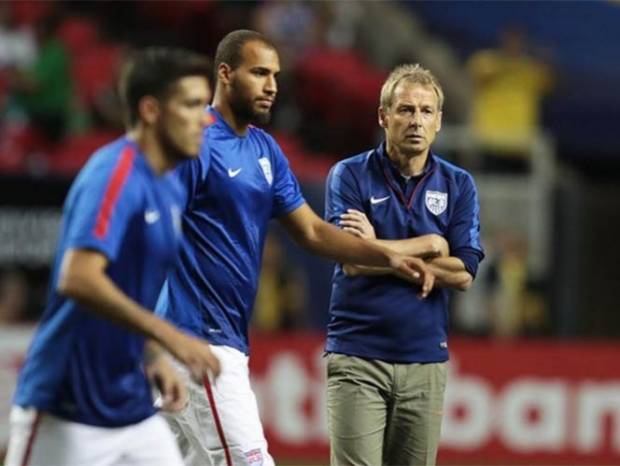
[146,353,188,412]
[340,209,376,239]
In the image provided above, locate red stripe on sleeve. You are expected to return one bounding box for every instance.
[93,146,136,239]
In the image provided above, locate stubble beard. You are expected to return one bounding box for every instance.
[230,79,272,126]
[159,124,193,165]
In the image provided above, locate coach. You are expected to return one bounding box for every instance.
[324,63,485,466]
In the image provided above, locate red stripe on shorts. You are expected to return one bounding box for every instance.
[93,146,136,239]
[21,411,42,466]
[203,376,233,466]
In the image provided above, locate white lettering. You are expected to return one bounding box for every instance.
[575,382,620,453]
[262,353,309,443]
[441,363,493,448]
[499,379,567,451]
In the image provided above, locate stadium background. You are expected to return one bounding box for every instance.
[1,1,619,464]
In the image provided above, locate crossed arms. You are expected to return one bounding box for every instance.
[339,209,473,291]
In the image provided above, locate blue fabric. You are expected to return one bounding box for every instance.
[14,136,184,427]
[156,107,305,355]
[324,143,484,363]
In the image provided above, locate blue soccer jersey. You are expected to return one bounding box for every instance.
[325,143,484,363]
[155,107,305,354]
[13,137,185,427]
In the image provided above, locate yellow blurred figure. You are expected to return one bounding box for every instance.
[467,27,553,160]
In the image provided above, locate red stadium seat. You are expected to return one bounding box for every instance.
[71,44,122,108]
[57,16,99,56]
[9,0,53,27]
[295,48,386,151]
[272,131,333,182]
[48,129,121,175]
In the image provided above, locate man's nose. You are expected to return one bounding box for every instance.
[409,113,422,127]
[264,75,277,94]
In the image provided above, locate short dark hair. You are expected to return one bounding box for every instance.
[214,29,275,73]
[119,47,211,127]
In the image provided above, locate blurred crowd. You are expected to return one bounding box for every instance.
[0,0,560,338]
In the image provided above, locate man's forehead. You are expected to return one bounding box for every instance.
[240,41,280,69]
[393,82,438,105]
[171,76,210,97]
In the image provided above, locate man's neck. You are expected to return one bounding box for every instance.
[126,129,172,176]
[212,91,249,137]
[385,143,429,177]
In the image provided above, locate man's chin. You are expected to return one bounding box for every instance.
[176,146,201,160]
[251,110,272,126]
[402,144,428,157]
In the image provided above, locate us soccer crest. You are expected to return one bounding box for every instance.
[258,157,273,186]
[425,190,448,215]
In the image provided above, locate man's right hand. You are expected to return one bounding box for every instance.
[389,254,435,298]
[162,330,221,382]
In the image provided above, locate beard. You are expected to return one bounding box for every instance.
[158,123,193,164]
[229,79,272,126]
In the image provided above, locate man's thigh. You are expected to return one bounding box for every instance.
[326,353,392,466]
[120,415,184,466]
[163,345,274,466]
[384,362,447,466]
[5,406,182,466]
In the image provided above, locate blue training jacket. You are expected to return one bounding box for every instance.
[325,142,484,363]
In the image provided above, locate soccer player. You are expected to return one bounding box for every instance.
[5,47,220,466]
[324,64,484,466]
[155,30,434,466]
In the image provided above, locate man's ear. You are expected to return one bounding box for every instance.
[378,107,387,128]
[217,63,233,86]
[138,96,160,125]
[436,111,443,132]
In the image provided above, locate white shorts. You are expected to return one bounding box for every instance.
[162,345,274,466]
[5,406,183,466]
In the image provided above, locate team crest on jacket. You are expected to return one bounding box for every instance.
[258,157,273,186]
[425,190,448,215]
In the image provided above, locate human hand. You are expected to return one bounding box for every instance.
[389,254,435,298]
[340,209,376,240]
[162,330,221,383]
[146,354,188,412]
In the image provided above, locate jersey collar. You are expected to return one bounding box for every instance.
[375,142,437,209]
[206,105,249,139]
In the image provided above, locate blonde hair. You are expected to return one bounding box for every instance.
[379,64,444,111]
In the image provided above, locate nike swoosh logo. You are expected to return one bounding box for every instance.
[144,210,160,224]
[370,195,390,205]
[228,168,242,177]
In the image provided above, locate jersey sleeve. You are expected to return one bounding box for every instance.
[270,140,305,218]
[64,152,142,262]
[324,162,364,226]
[447,173,485,277]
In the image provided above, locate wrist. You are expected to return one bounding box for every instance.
[150,319,178,351]
[144,340,165,365]
[386,250,400,269]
